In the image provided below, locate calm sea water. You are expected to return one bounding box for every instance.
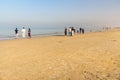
[0,25,105,40]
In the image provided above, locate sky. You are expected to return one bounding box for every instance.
[0,0,120,27]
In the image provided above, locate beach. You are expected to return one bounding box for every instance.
[0,29,120,80]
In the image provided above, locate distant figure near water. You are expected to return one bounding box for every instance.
[21,27,26,38]
[79,28,82,34]
[15,28,19,39]
[82,28,85,34]
[64,28,67,36]
[68,27,72,36]
[71,27,74,36]
[28,28,31,38]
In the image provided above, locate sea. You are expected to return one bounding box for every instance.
[0,25,108,40]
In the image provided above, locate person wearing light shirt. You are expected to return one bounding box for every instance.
[21,27,26,38]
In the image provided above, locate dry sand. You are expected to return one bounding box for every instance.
[0,29,120,80]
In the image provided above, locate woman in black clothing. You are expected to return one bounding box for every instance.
[15,28,19,39]
[28,28,31,38]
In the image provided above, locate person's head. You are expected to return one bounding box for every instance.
[23,27,25,29]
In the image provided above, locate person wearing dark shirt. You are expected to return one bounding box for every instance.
[28,28,31,38]
[15,28,19,39]
[64,28,67,36]
[79,28,82,34]
[82,28,84,34]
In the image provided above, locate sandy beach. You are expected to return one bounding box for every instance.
[0,29,120,80]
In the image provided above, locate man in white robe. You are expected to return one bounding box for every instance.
[21,27,26,38]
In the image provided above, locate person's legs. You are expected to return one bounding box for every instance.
[23,33,25,38]
[16,33,18,38]
[22,33,25,38]
[28,33,31,38]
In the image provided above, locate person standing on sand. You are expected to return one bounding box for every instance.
[71,27,74,36]
[21,27,26,38]
[68,27,72,36]
[15,28,19,39]
[82,28,84,34]
[79,27,82,34]
[64,28,67,36]
[28,28,31,38]
[76,27,79,34]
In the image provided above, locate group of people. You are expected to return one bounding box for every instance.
[79,27,84,34]
[15,27,31,39]
[64,27,85,36]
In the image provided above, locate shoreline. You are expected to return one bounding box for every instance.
[0,28,113,41]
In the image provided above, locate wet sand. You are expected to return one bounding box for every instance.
[0,29,120,80]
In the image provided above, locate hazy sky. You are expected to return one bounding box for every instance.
[0,0,120,27]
